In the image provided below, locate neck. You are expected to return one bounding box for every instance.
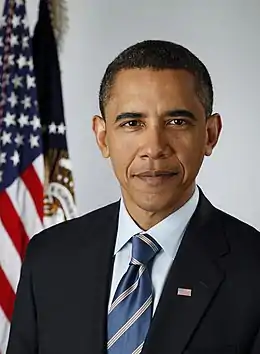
[122,184,196,231]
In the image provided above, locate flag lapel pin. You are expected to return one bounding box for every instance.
[177,288,192,297]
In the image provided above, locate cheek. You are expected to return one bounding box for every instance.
[172,130,206,168]
[108,133,137,178]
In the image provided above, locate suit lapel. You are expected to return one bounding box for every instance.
[74,201,120,354]
[143,192,229,354]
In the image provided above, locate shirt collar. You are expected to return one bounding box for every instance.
[115,185,200,258]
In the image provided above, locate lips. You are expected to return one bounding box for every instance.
[133,170,178,187]
[136,170,177,178]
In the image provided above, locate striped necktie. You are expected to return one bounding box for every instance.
[107,233,161,354]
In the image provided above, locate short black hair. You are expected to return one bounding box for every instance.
[99,40,213,118]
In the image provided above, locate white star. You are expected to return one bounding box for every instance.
[18,114,29,127]
[27,58,34,71]
[14,133,24,147]
[57,123,66,134]
[8,92,18,108]
[29,134,40,148]
[12,14,21,28]
[22,36,29,49]
[10,150,20,166]
[22,96,31,109]
[12,75,23,89]
[8,54,15,66]
[0,170,3,183]
[17,55,27,69]
[27,75,35,89]
[0,152,7,165]
[49,122,57,134]
[10,34,18,47]
[0,131,12,145]
[0,56,2,66]
[0,37,3,48]
[30,116,41,131]
[3,112,16,127]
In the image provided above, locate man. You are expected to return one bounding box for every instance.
[7,40,260,354]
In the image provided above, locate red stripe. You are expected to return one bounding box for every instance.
[21,164,44,221]
[0,191,29,260]
[0,266,15,322]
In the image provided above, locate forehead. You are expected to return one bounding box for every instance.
[106,68,203,115]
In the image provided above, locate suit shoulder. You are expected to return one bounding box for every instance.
[28,201,119,254]
[216,208,260,256]
[218,208,259,236]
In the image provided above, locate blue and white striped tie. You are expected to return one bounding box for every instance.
[107,233,161,354]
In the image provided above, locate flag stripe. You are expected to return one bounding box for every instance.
[6,177,43,240]
[0,191,29,260]
[0,267,15,322]
[0,307,10,354]
[0,220,21,292]
[21,163,43,221]
[32,154,44,185]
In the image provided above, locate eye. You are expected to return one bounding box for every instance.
[120,120,143,127]
[168,118,186,126]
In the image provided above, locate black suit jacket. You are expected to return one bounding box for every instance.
[7,190,260,354]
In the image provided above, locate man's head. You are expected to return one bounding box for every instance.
[93,40,222,227]
[99,40,214,119]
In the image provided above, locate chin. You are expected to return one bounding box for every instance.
[134,193,179,214]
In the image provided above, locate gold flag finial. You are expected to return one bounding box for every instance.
[48,0,69,51]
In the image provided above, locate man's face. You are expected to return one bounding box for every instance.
[93,69,221,214]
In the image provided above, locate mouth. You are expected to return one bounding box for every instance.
[133,170,179,187]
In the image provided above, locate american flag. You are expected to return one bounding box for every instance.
[0,0,44,352]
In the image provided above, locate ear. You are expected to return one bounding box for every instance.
[204,113,222,156]
[92,115,110,158]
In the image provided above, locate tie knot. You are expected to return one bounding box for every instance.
[130,233,161,266]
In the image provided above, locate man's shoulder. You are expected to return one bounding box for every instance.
[214,206,260,256]
[199,190,260,259]
[28,201,120,255]
[200,190,259,240]
[217,207,259,237]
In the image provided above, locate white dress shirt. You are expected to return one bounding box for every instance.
[108,186,200,315]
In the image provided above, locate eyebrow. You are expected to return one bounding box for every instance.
[115,109,196,122]
[165,109,196,120]
[115,112,143,122]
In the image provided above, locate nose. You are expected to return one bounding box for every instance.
[139,125,171,160]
